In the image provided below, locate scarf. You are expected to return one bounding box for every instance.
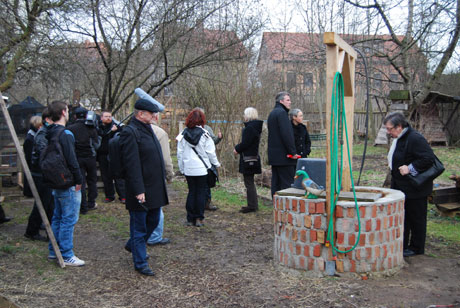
[387,127,408,170]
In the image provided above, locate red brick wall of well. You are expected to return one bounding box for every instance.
[273,188,405,274]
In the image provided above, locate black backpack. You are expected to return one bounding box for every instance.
[108,125,140,179]
[39,126,74,189]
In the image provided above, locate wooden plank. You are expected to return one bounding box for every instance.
[429,186,460,204]
[0,93,65,268]
[323,32,358,59]
[436,203,460,211]
[276,188,382,202]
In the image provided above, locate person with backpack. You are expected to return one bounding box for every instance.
[121,99,168,276]
[43,101,84,267]
[67,107,101,214]
[24,109,55,242]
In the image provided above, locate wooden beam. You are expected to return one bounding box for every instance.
[0,93,65,268]
[324,32,358,59]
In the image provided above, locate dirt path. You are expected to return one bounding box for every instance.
[1,182,459,308]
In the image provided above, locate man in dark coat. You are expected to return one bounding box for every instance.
[67,107,100,214]
[97,110,126,203]
[385,112,435,257]
[121,99,168,276]
[267,92,299,197]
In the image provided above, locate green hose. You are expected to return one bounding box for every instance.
[326,72,361,255]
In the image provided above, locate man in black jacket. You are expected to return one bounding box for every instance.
[267,92,299,198]
[67,107,100,214]
[97,110,126,203]
[24,109,54,241]
[121,99,168,276]
[46,101,84,267]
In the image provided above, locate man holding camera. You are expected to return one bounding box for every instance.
[97,110,126,203]
[67,107,101,214]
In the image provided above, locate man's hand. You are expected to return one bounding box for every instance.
[111,125,118,132]
[287,154,301,159]
[75,184,82,192]
[136,193,146,203]
[217,130,223,139]
[233,149,238,155]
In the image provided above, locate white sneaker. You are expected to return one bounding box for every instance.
[64,256,85,267]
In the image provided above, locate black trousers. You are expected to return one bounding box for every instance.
[243,174,258,209]
[78,156,98,210]
[185,175,207,223]
[404,197,428,254]
[98,154,125,200]
[271,165,296,197]
[25,175,54,236]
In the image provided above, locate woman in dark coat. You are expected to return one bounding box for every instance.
[234,107,263,213]
[384,112,435,257]
[289,109,311,158]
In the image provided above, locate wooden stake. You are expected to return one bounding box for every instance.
[0,93,65,268]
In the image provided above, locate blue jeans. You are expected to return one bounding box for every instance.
[126,208,161,269]
[147,208,164,244]
[48,186,81,259]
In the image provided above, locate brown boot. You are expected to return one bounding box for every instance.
[205,199,218,211]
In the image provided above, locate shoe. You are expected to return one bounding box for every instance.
[186,221,195,226]
[239,207,257,213]
[24,233,48,242]
[124,245,149,259]
[0,217,12,224]
[147,238,170,246]
[88,204,98,211]
[104,198,115,203]
[205,200,218,211]
[135,266,155,276]
[64,256,85,267]
[403,249,416,257]
[48,255,57,261]
[195,220,204,227]
[80,209,88,215]
[120,198,126,204]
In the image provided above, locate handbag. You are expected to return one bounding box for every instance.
[402,137,444,187]
[242,155,261,170]
[408,155,444,187]
[192,147,219,188]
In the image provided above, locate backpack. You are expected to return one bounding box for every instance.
[108,125,140,179]
[39,126,74,189]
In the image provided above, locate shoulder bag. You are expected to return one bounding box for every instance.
[403,137,444,187]
[191,147,218,188]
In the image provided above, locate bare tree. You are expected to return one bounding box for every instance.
[50,0,263,114]
[343,0,460,108]
[0,0,70,93]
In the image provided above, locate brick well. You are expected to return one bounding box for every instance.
[273,186,405,275]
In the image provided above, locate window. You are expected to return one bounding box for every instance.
[373,74,382,88]
[287,72,296,89]
[303,73,313,87]
[390,74,399,90]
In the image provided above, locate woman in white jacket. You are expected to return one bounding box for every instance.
[177,109,220,227]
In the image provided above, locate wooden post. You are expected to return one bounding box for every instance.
[0,93,65,268]
[324,32,357,259]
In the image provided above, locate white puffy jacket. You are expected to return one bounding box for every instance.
[176,126,221,176]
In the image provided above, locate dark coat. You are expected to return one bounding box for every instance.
[67,120,100,158]
[235,120,263,174]
[267,102,297,166]
[120,117,168,211]
[390,126,435,199]
[97,121,118,155]
[292,122,311,158]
